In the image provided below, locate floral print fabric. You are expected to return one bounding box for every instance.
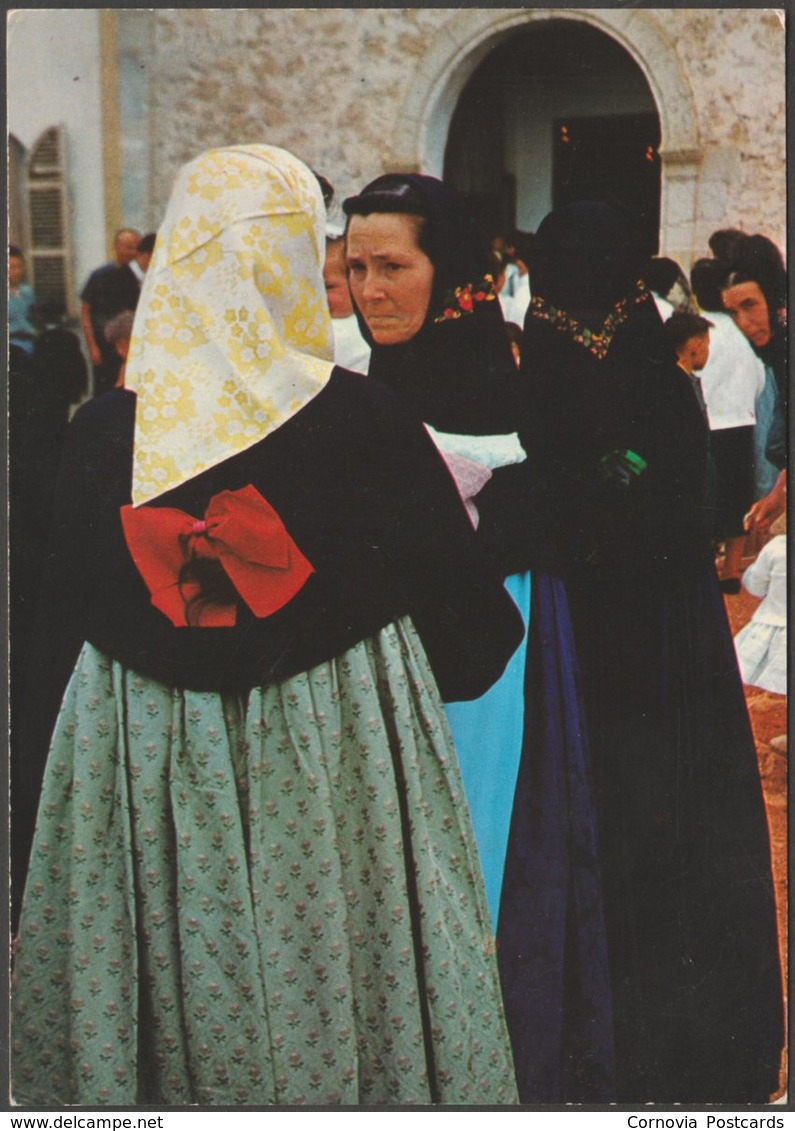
[125,145,334,506]
[12,620,518,1106]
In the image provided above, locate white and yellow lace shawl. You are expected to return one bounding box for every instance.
[125,144,334,505]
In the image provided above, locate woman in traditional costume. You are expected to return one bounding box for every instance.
[519,201,784,1103]
[344,175,614,1102]
[11,146,522,1107]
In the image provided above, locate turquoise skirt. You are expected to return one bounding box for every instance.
[12,619,518,1106]
[445,572,531,923]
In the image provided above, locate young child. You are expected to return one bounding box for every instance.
[734,528,787,694]
[664,310,713,420]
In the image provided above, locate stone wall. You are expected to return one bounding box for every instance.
[147,8,447,221]
[133,8,785,258]
[660,7,785,256]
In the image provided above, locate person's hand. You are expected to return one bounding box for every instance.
[89,343,103,366]
[744,471,786,533]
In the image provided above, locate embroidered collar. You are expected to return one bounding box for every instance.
[529,281,651,359]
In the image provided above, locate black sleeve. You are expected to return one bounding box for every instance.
[474,460,560,577]
[352,384,526,701]
[12,394,134,914]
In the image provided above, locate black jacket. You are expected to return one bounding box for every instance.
[26,367,523,722]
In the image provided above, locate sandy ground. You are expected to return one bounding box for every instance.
[723,579,788,1100]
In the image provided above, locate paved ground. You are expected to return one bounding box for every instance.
[723,580,788,1101]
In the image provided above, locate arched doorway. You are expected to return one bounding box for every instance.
[443,20,661,252]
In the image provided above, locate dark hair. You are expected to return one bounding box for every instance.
[314,172,335,209]
[137,232,157,256]
[663,311,713,353]
[510,230,536,268]
[708,228,747,260]
[690,258,726,313]
[343,177,427,219]
[178,552,238,626]
[343,177,433,258]
[644,256,686,298]
[723,233,787,311]
[33,327,88,404]
[9,244,24,260]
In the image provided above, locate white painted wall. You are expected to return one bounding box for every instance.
[7,9,107,301]
[506,73,656,232]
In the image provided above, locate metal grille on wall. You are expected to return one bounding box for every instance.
[26,125,74,321]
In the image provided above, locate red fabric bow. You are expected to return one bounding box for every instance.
[120,484,314,627]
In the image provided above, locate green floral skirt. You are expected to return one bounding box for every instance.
[12,618,518,1106]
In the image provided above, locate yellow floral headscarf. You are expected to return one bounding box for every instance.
[126,145,334,505]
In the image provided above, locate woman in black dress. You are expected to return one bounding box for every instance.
[344,175,614,1102]
[518,201,784,1103]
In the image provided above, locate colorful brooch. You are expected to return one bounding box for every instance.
[434,275,497,323]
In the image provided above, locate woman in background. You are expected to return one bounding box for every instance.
[519,200,783,1103]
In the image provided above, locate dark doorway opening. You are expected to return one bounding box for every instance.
[553,113,661,255]
[443,19,662,250]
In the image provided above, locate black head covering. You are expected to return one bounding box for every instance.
[521,201,711,575]
[721,233,787,375]
[530,200,645,325]
[710,234,787,469]
[644,256,686,300]
[724,233,786,314]
[343,174,521,434]
[690,257,726,313]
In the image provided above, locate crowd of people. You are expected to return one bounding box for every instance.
[8,144,786,1108]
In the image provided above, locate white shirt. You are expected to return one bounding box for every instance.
[331,315,370,375]
[502,273,530,327]
[502,262,521,297]
[698,311,766,430]
[652,293,674,321]
[425,428,525,530]
[742,535,787,626]
[424,427,527,470]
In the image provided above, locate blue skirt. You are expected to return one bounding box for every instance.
[449,570,614,1102]
[445,571,531,924]
[497,572,614,1102]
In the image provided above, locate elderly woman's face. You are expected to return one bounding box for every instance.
[721,280,772,348]
[346,213,434,345]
